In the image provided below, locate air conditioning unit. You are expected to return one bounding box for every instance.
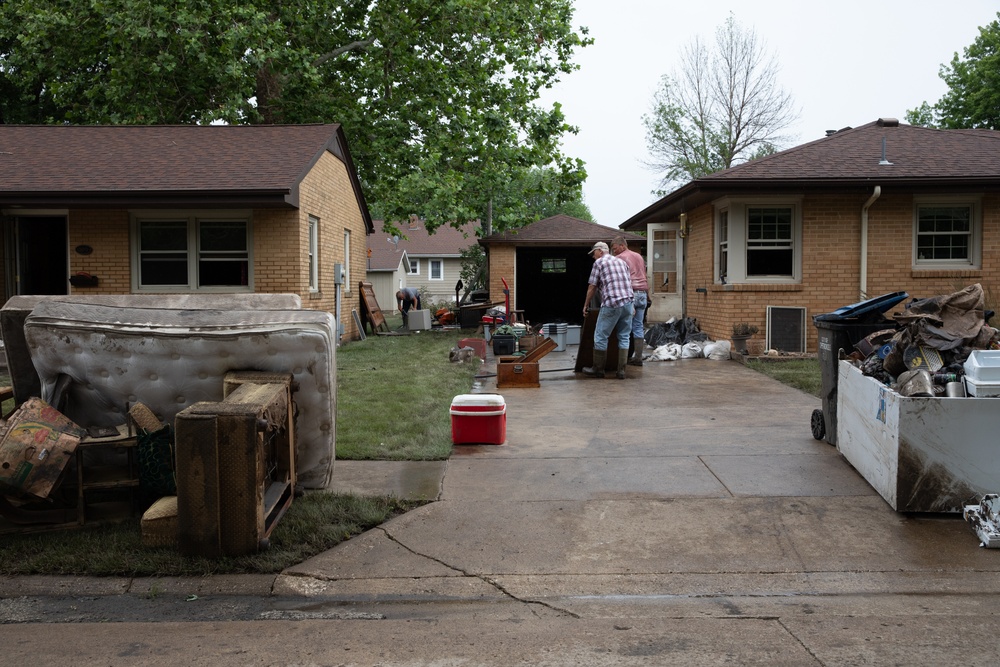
[766,306,807,353]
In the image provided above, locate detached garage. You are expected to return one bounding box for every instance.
[480,215,646,326]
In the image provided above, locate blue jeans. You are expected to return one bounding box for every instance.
[631,290,648,339]
[594,302,635,351]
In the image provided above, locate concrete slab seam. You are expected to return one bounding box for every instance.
[377,525,581,619]
[776,618,824,665]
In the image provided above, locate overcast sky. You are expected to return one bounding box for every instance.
[540,1,1000,228]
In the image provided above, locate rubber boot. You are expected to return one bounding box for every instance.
[628,337,645,367]
[582,349,607,378]
[616,349,628,379]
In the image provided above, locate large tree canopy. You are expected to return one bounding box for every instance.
[642,16,796,194]
[906,12,1000,129]
[0,0,590,233]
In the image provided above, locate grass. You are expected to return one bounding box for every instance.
[336,318,482,459]
[746,357,822,397]
[0,319,482,576]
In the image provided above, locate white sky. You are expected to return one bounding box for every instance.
[541,0,1000,228]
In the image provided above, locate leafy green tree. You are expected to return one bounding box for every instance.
[0,0,591,233]
[906,13,1000,129]
[642,15,797,194]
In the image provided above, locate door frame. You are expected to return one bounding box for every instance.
[646,221,684,322]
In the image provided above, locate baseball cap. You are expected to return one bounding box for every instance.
[589,241,609,255]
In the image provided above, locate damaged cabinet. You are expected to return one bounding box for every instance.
[175,373,296,557]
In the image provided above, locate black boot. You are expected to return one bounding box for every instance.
[583,349,607,378]
[628,337,645,366]
[616,349,628,379]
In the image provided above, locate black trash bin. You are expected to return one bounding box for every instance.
[811,292,908,445]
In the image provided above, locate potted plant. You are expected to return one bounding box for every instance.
[731,322,759,355]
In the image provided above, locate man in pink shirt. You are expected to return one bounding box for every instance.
[611,236,649,366]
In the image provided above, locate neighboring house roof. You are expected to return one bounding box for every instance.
[621,118,1000,231]
[366,243,410,272]
[0,123,374,233]
[374,218,480,257]
[481,214,646,246]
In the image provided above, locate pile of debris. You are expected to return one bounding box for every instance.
[850,283,999,397]
[642,317,732,361]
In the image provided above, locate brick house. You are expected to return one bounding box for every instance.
[480,214,646,326]
[0,124,374,342]
[367,217,480,309]
[620,118,1000,352]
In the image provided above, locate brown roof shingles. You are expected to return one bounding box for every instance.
[0,124,373,232]
[481,214,646,246]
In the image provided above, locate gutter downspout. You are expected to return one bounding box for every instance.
[860,186,881,301]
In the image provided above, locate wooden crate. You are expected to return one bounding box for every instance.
[496,338,558,389]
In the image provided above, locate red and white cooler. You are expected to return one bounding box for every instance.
[450,394,506,445]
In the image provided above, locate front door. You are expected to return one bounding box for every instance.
[4,215,69,299]
[646,222,683,322]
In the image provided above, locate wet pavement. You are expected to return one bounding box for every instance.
[3,342,1000,665]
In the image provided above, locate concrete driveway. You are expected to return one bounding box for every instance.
[4,346,1000,665]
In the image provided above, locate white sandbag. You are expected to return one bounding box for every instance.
[703,340,732,360]
[681,341,703,358]
[649,342,682,361]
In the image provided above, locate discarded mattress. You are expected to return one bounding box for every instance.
[1,293,303,405]
[22,301,336,489]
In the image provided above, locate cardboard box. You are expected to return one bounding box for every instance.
[0,398,85,499]
[450,394,506,445]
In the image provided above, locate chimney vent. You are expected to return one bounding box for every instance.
[877,117,899,127]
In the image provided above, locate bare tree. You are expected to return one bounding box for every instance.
[642,16,798,193]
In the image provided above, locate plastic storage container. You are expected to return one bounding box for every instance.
[965,350,1000,396]
[450,394,506,445]
[566,325,581,346]
[492,334,515,356]
[541,322,567,352]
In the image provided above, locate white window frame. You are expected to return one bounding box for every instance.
[713,197,802,284]
[912,195,981,269]
[429,258,443,281]
[408,258,420,275]
[131,210,253,292]
[308,215,319,292]
[717,208,729,284]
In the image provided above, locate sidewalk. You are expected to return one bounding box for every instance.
[4,343,1000,665]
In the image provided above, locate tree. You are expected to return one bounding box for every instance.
[0,0,591,233]
[642,15,797,193]
[905,13,1000,129]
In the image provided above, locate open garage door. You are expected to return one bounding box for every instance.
[515,246,592,326]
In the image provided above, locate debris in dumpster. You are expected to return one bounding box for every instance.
[964,494,1000,548]
[850,284,1000,398]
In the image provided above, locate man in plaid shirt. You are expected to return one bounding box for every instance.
[581,241,635,379]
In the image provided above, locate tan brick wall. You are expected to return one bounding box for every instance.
[68,209,132,293]
[681,192,1000,353]
[487,245,517,306]
[57,151,370,344]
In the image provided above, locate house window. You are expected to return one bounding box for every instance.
[429,259,443,280]
[308,216,319,292]
[343,229,351,288]
[746,207,793,277]
[409,258,420,275]
[717,209,729,283]
[541,258,567,273]
[134,212,252,291]
[914,200,978,267]
[713,198,800,283]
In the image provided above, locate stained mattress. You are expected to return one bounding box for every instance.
[23,301,336,489]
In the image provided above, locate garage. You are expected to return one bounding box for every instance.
[480,215,646,327]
